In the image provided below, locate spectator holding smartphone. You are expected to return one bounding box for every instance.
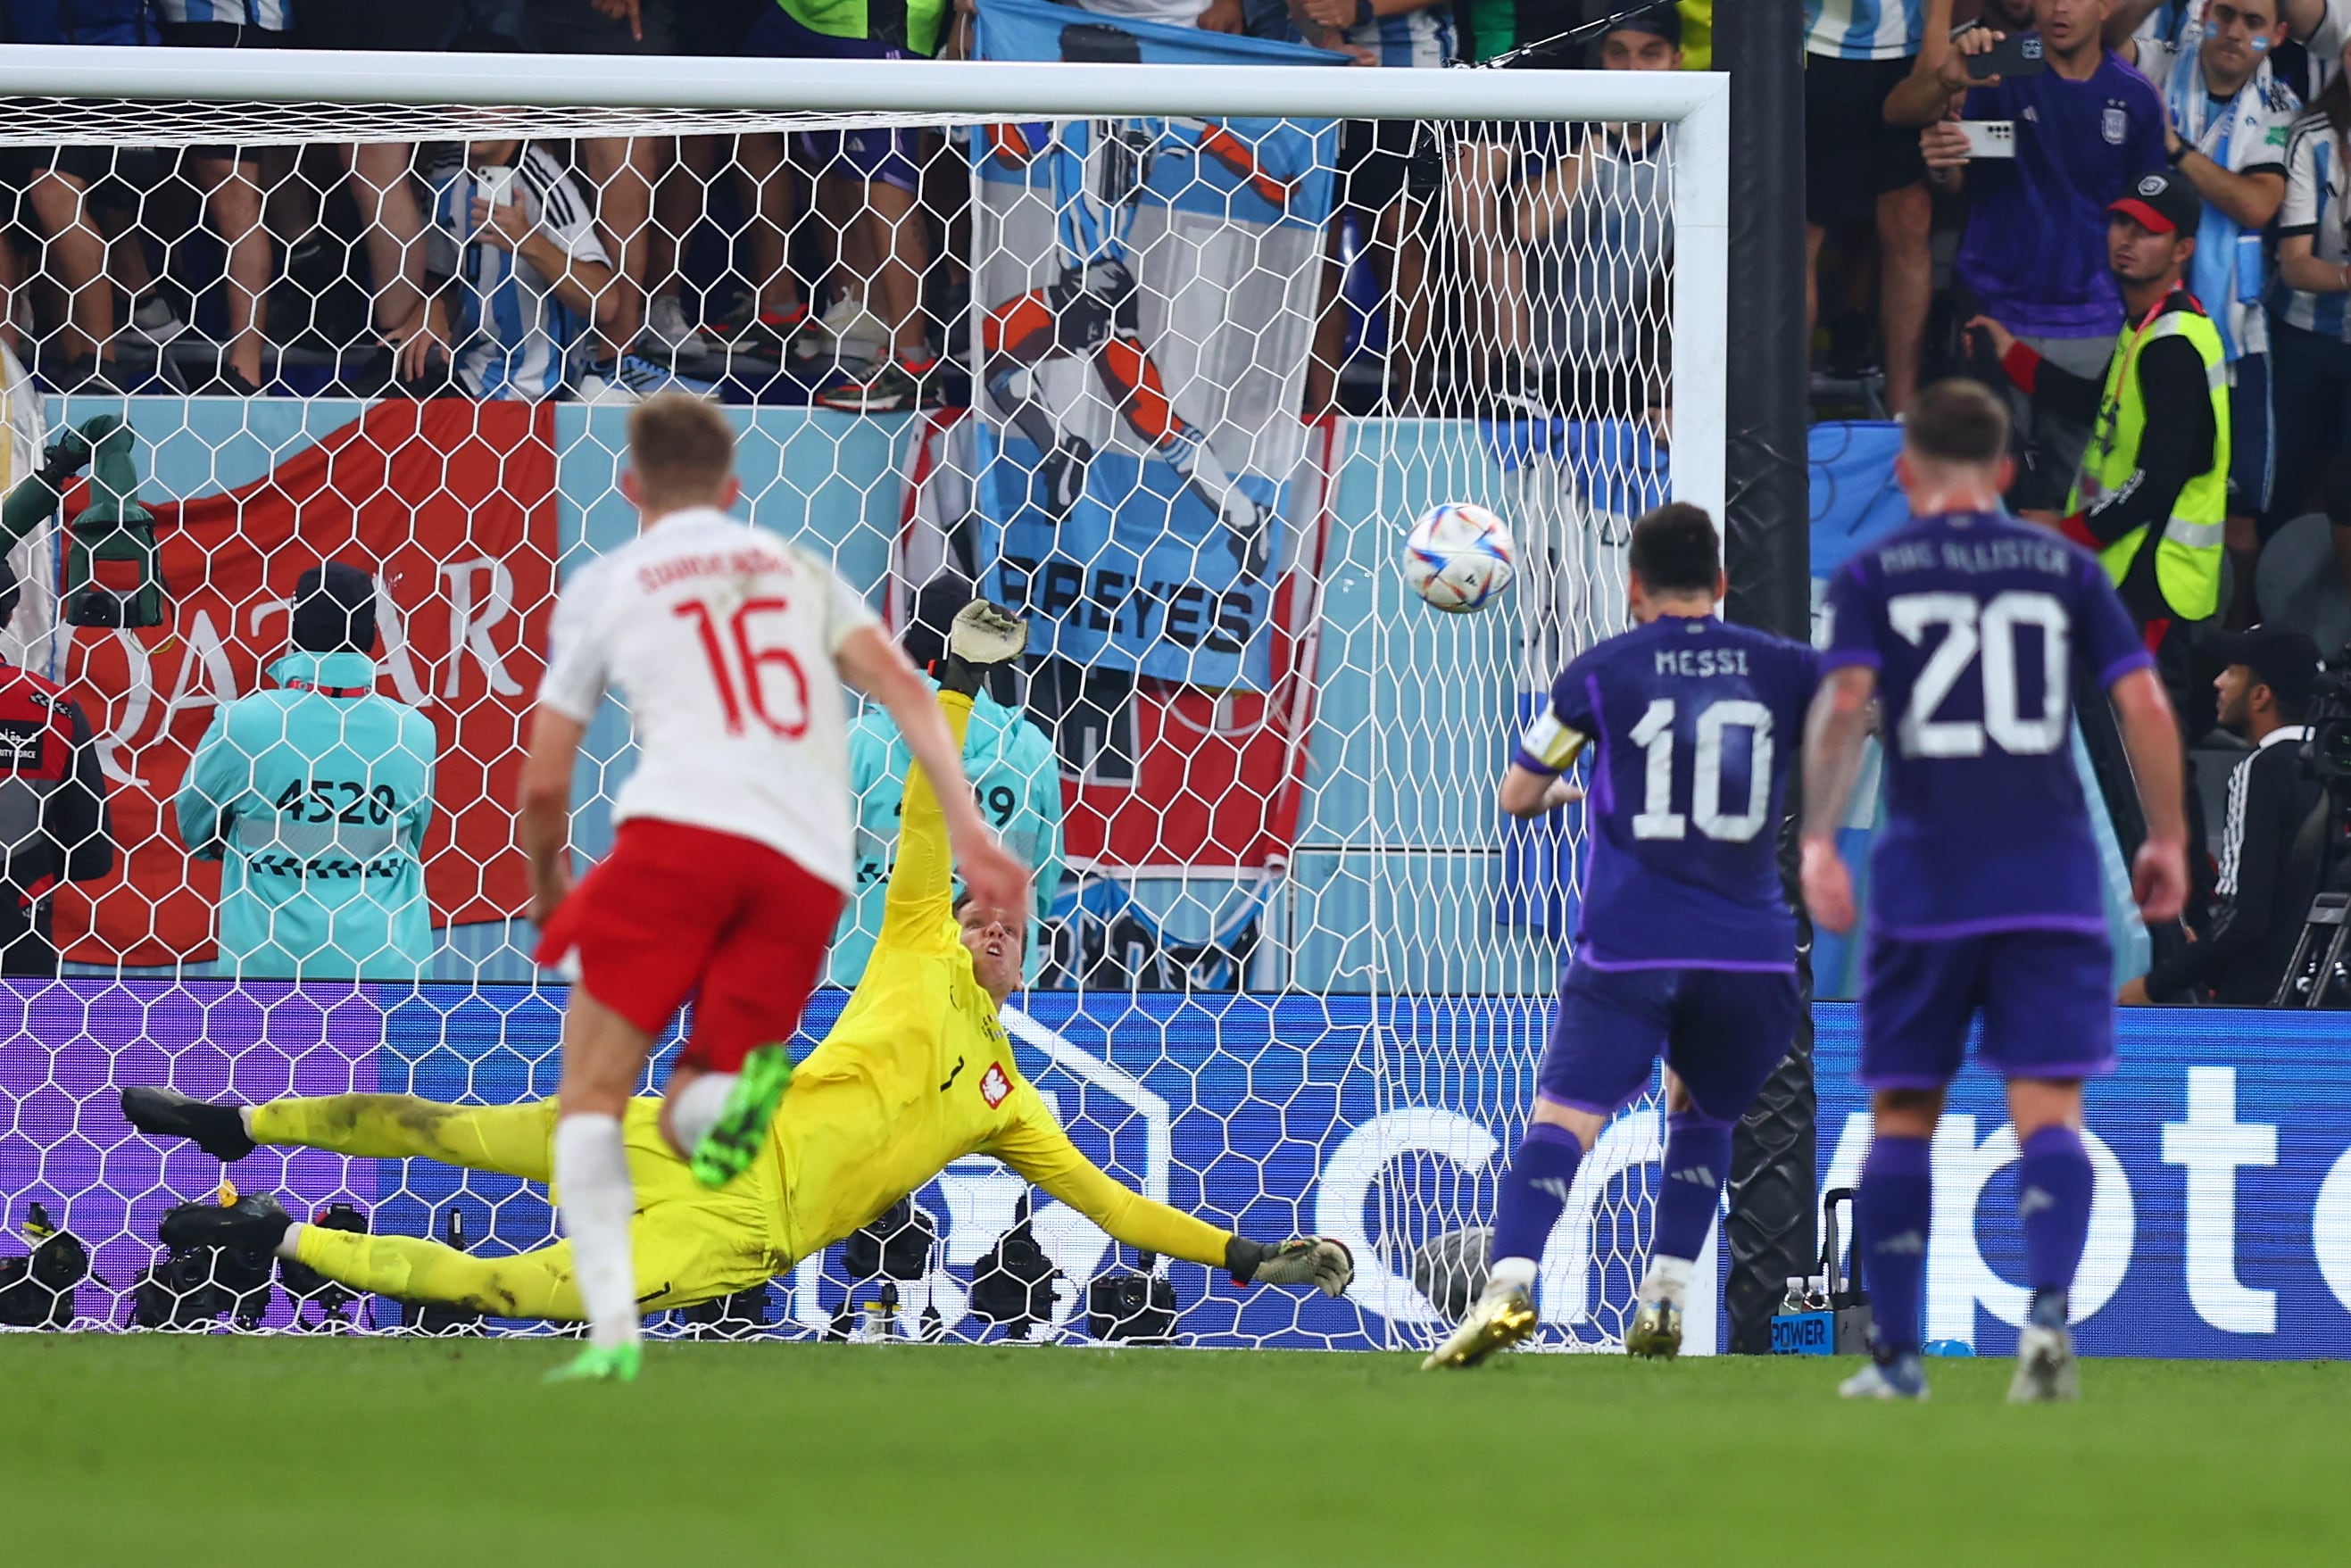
[401,139,617,400]
[1890,3,2168,517]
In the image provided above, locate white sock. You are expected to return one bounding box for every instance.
[274,1220,306,1262]
[1488,1255,1539,1292]
[1639,1256,1694,1307]
[668,1073,737,1153]
[553,1114,641,1351]
[239,1107,256,1135]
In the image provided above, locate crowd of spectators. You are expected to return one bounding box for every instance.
[0,0,2341,634]
[0,0,1716,415]
[10,0,2350,1005]
[1805,0,2351,1008]
[1815,0,2351,649]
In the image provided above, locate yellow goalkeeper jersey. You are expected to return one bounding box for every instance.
[764,689,1234,1273]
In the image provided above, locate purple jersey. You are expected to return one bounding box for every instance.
[1954,46,2166,338]
[1517,617,1818,971]
[1821,510,2153,939]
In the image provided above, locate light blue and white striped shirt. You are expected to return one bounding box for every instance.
[1804,0,1924,62]
[157,0,292,29]
[2132,2,2197,47]
[2272,113,2351,342]
[2139,36,2298,361]
[424,145,609,402]
[1344,4,1455,71]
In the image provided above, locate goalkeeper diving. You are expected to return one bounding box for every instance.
[121,603,1352,1345]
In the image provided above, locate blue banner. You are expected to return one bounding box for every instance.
[1478,416,1672,519]
[1807,419,1911,581]
[970,0,1341,690]
[23,980,2351,1356]
[1813,1005,2351,1359]
[320,991,2351,1356]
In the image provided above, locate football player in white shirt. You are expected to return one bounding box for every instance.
[519,394,1029,1381]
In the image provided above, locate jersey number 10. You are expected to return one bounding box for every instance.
[1629,699,1774,843]
[675,598,810,739]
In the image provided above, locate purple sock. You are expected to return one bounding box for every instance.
[1857,1134,1932,1355]
[1652,1111,1732,1264]
[2017,1125,2094,1317]
[1491,1122,1585,1266]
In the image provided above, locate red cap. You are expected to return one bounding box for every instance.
[2107,170,2202,236]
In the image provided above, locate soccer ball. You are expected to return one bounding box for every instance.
[1412,1224,1493,1322]
[1402,502,1515,613]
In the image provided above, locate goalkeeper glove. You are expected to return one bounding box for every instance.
[1225,1235,1354,1298]
[937,598,1027,697]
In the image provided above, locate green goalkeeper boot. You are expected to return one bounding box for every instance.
[544,1342,641,1384]
[688,1043,793,1190]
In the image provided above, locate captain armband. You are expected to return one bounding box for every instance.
[1516,709,1588,775]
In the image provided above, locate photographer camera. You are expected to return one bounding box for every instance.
[2126,626,2326,1006]
[2272,633,2351,1005]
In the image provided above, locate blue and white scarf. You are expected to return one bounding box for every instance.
[2164,45,2285,361]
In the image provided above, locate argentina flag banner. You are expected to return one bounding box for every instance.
[969,0,1340,692]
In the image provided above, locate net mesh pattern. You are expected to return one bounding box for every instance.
[0,98,989,148]
[0,92,1695,1352]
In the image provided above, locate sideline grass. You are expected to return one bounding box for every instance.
[5,1334,2344,1564]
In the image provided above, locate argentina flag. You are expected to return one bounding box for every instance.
[969,0,1341,692]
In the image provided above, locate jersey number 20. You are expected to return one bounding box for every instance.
[1629,698,1774,843]
[675,598,810,739]
[1889,590,2068,759]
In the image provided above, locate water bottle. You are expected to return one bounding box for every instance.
[1780,1275,1808,1315]
[851,1298,891,1342]
[2237,231,2266,306]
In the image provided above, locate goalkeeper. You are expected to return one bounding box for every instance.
[122,603,1351,1349]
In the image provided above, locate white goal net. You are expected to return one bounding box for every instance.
[0,45,1728,1352]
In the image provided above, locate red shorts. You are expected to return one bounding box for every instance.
[534,818,845,1075]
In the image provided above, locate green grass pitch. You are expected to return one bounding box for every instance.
[6,1335,2345,1564]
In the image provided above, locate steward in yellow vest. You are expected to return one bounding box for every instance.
[1972,170,2227,631]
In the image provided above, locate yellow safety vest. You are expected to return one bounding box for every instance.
[2066,296,2229,623]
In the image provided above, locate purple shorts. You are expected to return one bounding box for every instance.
[1859,929,2116,1090]
[744,6,925,193]
[1538,959,1801,1123]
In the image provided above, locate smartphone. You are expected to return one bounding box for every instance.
[1957,120,2018,159]
[1965,31,2047,80]
[475,164,518,208]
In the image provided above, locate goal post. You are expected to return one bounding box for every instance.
[0,43,1741,1350]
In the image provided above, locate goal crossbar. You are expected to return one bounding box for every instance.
[0,43,1725,120]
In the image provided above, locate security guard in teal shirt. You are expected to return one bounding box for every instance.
[828,676,1063,988]
[176,563,438,980]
